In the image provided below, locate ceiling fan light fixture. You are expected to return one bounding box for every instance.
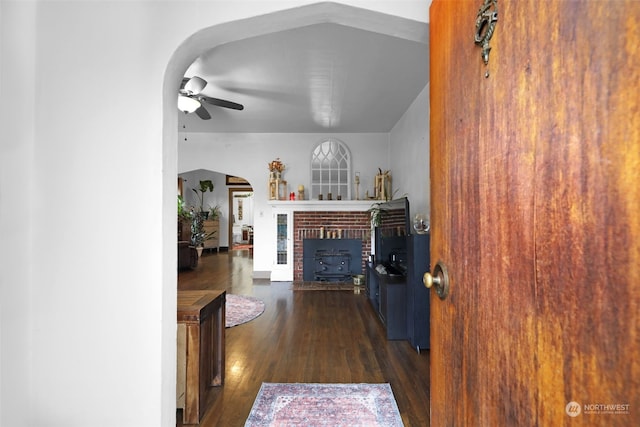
[178,95,201,113]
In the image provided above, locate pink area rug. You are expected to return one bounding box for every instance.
[245,383,404,426]
[226,294,265,328]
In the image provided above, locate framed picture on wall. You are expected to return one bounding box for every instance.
[226,175,250,185]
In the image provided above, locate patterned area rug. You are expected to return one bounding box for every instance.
[245,383,404,426]
[226,294,265,328]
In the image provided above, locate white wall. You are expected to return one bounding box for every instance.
[390,83,430,221]
[0,1,429,426]
[0,2,37,423]
[179,170,226,213]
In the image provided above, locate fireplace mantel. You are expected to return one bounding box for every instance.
[268,200,373,212]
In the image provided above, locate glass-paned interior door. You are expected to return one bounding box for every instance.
[271,210,293,281]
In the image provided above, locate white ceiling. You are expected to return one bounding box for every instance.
[179,21,429,133]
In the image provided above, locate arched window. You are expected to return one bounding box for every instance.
[310,139,351,200]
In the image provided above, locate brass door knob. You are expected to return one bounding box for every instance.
[423,260,450,300]
[423,272,441,288]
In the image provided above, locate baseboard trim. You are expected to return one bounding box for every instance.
[253,271,271,279]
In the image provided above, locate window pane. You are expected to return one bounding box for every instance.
[310,139,351,200]
[276,213,287,264]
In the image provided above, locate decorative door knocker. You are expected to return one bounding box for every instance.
[474,0,498,77]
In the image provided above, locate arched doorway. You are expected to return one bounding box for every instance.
[163,2,429,417]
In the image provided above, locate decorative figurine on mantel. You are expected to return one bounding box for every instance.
[268,158,286,200]
[374,168,392,201]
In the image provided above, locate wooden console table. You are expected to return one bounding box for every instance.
[177,290,226,425]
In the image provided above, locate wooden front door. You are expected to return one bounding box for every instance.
[429,1,639,425]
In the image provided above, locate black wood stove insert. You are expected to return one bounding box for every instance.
[303,239,362,282]
[313,249,351,281]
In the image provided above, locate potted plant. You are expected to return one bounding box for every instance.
[178,195,193,241]
[190,211,206,257]
[193,180,215,218]
[208,204,221,221]
[367,202,386,228]
[367,192,406,227]
[190,210,218,257]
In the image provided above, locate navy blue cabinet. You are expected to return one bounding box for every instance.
[366,264,407,340]
[407,234,430,352]
[365,229,431,349]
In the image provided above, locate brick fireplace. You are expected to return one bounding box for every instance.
[293,210,371,281]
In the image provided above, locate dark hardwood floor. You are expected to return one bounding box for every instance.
[177,249,430,426]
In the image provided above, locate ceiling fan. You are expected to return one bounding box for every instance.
[178,76,244,120]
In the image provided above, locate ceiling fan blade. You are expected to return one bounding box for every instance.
[183,76,207,95]
[195,105,211,120]
[199,95,244,111]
